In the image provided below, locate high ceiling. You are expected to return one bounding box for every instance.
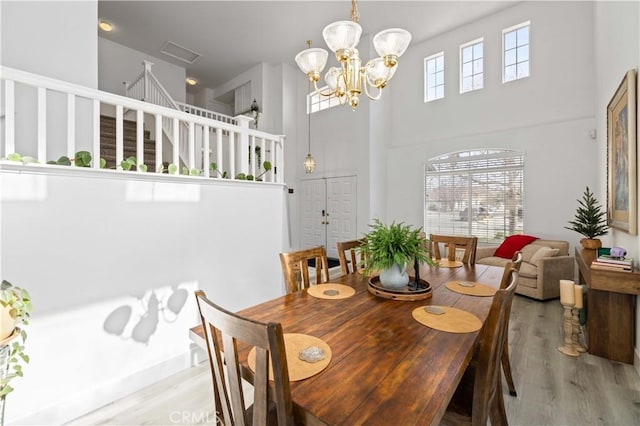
[98,1,519,94]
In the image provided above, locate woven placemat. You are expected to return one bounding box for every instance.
[412,306,482,333]
[445,281,497,297]
[307,283,356,300]
[438,259,463,268]
[247,333,332,382]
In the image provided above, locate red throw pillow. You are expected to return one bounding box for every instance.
[494,235,539,259]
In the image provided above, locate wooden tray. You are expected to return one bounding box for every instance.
[368,276,432,301]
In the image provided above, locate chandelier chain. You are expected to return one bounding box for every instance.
[351,0,359,23]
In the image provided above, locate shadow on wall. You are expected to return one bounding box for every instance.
[103,286,188,344]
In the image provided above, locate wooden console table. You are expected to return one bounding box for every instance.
[575,248,640,364]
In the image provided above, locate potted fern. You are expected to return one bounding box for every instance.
[359,219,436,289]
[565,187,609,249]
[1,280,32,426]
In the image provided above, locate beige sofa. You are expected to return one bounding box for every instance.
[476,239,574,300]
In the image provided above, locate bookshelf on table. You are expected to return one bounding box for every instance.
[575,248,640,364]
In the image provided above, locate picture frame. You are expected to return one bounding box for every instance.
[607,69,637,235]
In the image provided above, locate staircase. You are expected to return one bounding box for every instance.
[100,115,158,172]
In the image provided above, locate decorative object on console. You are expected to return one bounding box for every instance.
[610,246,627,258]
[607,69,637,235]
[565,186,609,249]
[294,0,411,110]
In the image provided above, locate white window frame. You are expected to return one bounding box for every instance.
[502,21,531,83]
[459,38,484,94]
[307,86,341,114]
[424,149,525,245]
[424,51,445,102]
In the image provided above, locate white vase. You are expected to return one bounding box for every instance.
[379,263,409,289]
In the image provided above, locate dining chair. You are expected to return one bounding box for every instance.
[336,239,365,275]
[430,234,478,264]
[498,251,522,397]
[279,246,330,293]
[194,290,294,426]
[442,268,519,426]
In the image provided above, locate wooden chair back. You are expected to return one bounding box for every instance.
[195,290,294,426]
[279,246,330,293]
[498,250,522,397]
[499,251,523,289]
[430,234,478,264]
[473,268,518,425]
[444,268,518,425]
[336,239,365,275]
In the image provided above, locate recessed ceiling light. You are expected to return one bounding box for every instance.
[99,20,113,32]
[186,77,198,86]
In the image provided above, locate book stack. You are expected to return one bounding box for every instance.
[591,254,633,272]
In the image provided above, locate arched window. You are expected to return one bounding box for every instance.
[424,149,524,244]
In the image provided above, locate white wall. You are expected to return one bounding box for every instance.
[0,1,97,88]
[0,0,97,160]
[0,168,286,424]
[593,0,640,372]
[98,37,186,103]
[385,1,596,238]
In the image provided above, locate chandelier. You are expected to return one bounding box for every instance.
[294,0,412,110]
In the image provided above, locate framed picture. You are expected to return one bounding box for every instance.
[607,69,637,235]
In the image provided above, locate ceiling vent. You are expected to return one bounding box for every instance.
[160,41,201,64]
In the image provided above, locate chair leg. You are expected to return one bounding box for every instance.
[501,340,517,397]
[490,379,509,426]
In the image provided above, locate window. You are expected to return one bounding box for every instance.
[308,87,341,113]
[424,149,525,245]
[424,52,444,102]
[503,21,530,82]
[460,38,483,93]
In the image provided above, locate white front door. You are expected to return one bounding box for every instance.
[301,176,357,259]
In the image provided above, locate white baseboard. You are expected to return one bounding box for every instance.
[11,350,195,425]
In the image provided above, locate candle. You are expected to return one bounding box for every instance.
[573,284,583,309]
[559,280,575,305]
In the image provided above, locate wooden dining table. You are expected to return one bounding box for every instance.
[190,262,505,426]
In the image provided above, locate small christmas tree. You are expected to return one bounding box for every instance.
[565,187,609,239]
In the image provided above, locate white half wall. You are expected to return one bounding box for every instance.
[0,167,287,424]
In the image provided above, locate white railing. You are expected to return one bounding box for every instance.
[177,102,237,125]
[1,66,285,183]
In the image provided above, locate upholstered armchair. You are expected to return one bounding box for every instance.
[476,239,575,300]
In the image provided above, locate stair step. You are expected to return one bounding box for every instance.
[100,146,156,158]
[101,129,152,140]
[100,137,156,148]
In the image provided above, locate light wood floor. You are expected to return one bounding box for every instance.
[70,296,640,425]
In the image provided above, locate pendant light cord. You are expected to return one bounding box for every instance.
[308,79,312,155]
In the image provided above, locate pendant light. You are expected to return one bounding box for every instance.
[303,41,316,173]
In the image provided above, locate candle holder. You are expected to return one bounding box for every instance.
[558,302,580,357]
[572,308,587,353]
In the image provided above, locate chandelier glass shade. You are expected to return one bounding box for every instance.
[295,0,411,110]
